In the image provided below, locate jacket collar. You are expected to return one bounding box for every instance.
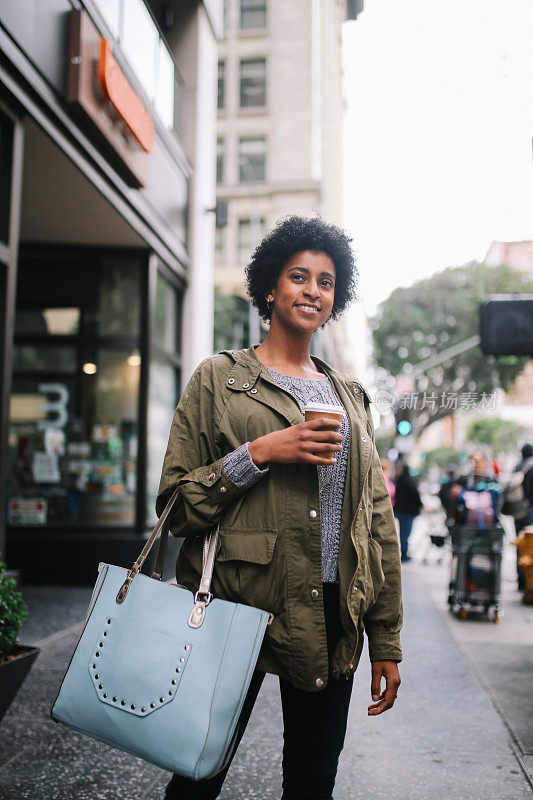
[220,345,372,406]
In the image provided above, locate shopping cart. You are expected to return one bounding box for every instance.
[447,525,504,622]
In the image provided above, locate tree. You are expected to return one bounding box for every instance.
[213,288,250,352]
[371,263,533,433]
[465,416,522,455]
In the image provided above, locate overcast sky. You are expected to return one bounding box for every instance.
[342,0,533,315]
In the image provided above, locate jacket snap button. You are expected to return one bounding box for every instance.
[208,472,216,481]
[361,436,367,443]
[220,486,227,492]
[228,378,235,384]
[309,509,317,519]
[315,678,324,688]
[311,589,319,599]
[242,382,250,389]
[250,388,258,394]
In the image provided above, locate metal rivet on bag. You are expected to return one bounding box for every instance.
[176,667,181,673]
[113,697,117,702]
[169,691,173,696]
[131,704,135,710]
[160,697,164,703]
[250,388,258,394]
[141,707,145,712]
[98,684,103,689]
[95,652,100,657]
[107,619,111,624]
[99,642,103,647]
[228,378,235,384]
[92,664,96,669]
[185,645,190,651]
[172,679,177,685]
[242,382,250,389]
[150,703,155,708]
[95,674,99,679]
[103,693,107,698]
[103,631,107,636]
[180,657,185,663]
[121,700,125,706]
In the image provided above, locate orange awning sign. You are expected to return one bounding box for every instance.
[97,38,154,153]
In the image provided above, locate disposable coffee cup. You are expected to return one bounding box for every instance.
[303,402,345,460]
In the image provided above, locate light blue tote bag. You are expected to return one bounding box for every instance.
[51,488,272,780]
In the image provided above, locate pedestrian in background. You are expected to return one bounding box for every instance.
[394,463,423,562]
[381,457,396,505]
[511,443,533,591]
[438,466,457,522]
[157,216,403,800]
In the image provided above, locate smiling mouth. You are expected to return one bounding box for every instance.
[295,304,320,313]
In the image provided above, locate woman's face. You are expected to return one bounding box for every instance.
[268,250,336,333]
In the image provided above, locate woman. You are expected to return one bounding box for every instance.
[393,463,423,562]
[157,216,403,800]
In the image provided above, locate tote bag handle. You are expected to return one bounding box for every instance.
[116,487,220,609]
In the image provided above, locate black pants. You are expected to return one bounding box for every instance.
[164,583,353,800]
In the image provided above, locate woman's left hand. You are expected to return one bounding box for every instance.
[367,660,401,715]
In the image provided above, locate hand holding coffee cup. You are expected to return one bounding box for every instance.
[248,407,344,468]
[303,403,345,462]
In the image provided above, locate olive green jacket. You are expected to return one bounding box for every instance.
[156,345,403,692]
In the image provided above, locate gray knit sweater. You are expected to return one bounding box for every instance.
[222,367,350,583]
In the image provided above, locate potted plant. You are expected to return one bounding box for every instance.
[0,557,40,723]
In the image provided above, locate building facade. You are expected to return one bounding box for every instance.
[214,0,363,371]
[0,0,221,582]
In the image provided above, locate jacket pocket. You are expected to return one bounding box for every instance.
[213,530,283,615]
[217,530,277,564]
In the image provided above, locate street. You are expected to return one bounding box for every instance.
[1,518,532,800]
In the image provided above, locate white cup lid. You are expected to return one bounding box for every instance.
[304,402,346,416]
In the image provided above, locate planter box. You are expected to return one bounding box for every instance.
[0,644,40,723]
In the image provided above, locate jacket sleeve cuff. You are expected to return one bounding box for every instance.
[366,632,403,663]
[177,456,257,507]
[222,442,270,488]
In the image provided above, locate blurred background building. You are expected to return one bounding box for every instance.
[213,0,364,373]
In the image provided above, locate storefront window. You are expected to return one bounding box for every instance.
[13,345,77,373]
[96,259,141,337]
[121,0,159,101]
[7,249,144,529]
[8,349,139,527]
[15,308,80,336]
[154,271,181,354]
[93,0,121,38]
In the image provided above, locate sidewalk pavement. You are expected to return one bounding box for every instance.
[0,522,532,799]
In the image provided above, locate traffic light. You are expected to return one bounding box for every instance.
[395,406,412,437]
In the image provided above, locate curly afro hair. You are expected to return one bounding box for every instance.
[245,215,358,326]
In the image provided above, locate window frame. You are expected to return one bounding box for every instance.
[240,0,267,30]
[239,58,267,108]
[217,59,225,110]
[238,136,267,183]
